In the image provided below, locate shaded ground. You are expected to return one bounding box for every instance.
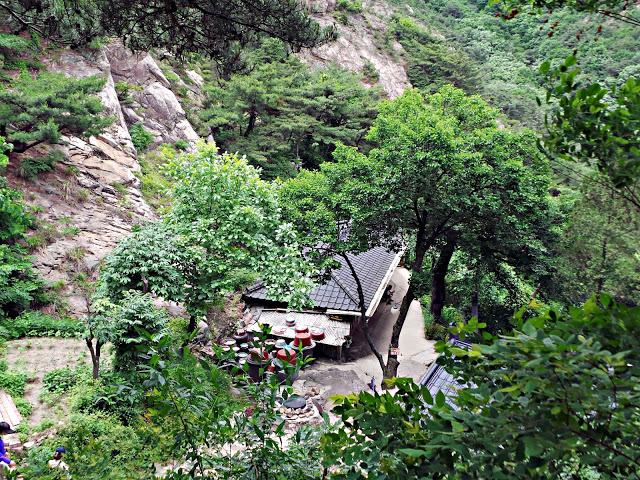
[297,267,437,407]
[5,337,89,426]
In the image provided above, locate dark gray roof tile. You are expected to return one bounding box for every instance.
[245,246,398,313]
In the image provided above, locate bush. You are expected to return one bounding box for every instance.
[424,321,448,341]
[129,122,154,152]
[114,81,142,105]
[0,249,48,320]
[1,312,84,339]
[14,396,32,417]
[43,366,86,396]
[361,59,379,82]
[0,370,27,397]
[17,150,64,179]
[70,371,143,424]
[53,412,156,480]
[174,139,189,151]
[336,0,363,13]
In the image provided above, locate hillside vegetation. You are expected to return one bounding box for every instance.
[0,0,638,478]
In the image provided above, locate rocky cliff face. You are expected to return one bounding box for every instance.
[12,4,411,315]
[302,0,410,97]
[12,45,200,314]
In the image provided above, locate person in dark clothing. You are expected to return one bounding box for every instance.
[0,422,16,469]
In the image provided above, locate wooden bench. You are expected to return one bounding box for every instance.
[0,391,21,429]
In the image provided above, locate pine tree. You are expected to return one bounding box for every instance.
[0,71,111,154]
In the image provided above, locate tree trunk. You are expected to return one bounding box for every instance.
[382,235,431,381]
[86,337,101,379]
[187,314,197,333]
[341,254,386,376]
[244,108,257,137]
[382,286,415,380]
[430,233,457,325]
[596,231,609,295]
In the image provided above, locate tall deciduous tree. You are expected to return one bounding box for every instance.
[99,143,312,331]
[306,86,557,379]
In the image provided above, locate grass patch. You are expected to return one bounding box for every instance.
[0,312,84,340]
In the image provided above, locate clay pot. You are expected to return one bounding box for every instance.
[275,339,288,349]
[239,342,249,351]
[293,332,312,348]
[277,348,297,364]
[290,340,316,360]
[233,330,249,345]
[249,347,269,362]
[286,318,296,327]
[237,352,249,360]
[264,339,277,351]
[222,339,236,348]
[310,328,325,341]
[294,324,309,334]
[247,355,269,381]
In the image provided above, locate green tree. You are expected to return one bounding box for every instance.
[553,176,640,305]
[0,159,47,319]
[201,44,380,179]
[99,143,312,331]
[0,0,335,66]
[540,57,640,204]
[323,296,640,478]
[390,15,478,93]
[0,71,110,154]
[320,86,557,378]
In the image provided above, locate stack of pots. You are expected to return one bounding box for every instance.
[292,324,316,360]
[247,346,271,381]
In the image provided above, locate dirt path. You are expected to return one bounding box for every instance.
[298,267,437,405]
[5,337,89,426]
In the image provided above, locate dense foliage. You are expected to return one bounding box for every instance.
[386,0,640,127]
[0,0,334,69]
[99,143,312,332]
[282,86,558,377]
[201,40,380,179]
[324,296,640,479]
[0,71,110,154]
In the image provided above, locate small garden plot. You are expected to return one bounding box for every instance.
[4,337,90,426]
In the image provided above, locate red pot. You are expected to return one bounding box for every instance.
[293,332,312,348]
[295,324,309,334]
[310,328,325,341]
[276,348,297,364]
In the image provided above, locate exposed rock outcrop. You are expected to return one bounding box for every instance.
[105,42,200,146]
[13,48,160,314]
[301,0,410,97]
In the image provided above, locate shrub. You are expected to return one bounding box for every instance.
[361,59,379,82]
[0,245,48,319]
[336,0,363,13]
[1,312,84,339]
[70,371,143,424]
[43,366,85,396]
[0,370,28,397]
[129,122,154,152]
[174,139,189,151]
[424,321,448,341]
[33,418,55,432]
[14,397,32,417]
[53,412,156,479]
[17,150,64,179]
[114,81,142,105]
